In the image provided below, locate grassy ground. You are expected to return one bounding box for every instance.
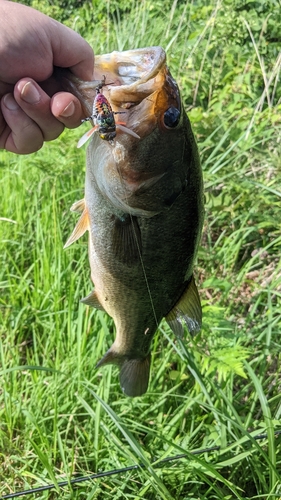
[1,0,281,498]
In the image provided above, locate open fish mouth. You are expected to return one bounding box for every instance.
[81,46,167,105]
[57,46,182,144]
[76,46,181,130]
[94,46,166,86]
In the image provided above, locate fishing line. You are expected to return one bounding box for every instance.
[1,430,281,499]
[129,219,159,330]
[115,156,160,331]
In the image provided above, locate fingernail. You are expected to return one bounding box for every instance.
[59,101,75,118]
[20,81,40,104]
[3,94,19,111]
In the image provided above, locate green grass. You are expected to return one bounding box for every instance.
[1,0,281,498]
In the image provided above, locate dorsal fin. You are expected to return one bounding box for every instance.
[80,290,105,311]
[64,207,89,248]
[165,275,202,337]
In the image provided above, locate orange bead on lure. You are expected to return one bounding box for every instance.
[77,80,140,148]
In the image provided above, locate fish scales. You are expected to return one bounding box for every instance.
[61,46,204,397]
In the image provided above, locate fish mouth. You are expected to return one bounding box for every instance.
[94,46,166,104]
[96,46,166,84]
[79,47,181,135]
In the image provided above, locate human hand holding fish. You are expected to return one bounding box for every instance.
[0,0,94,154]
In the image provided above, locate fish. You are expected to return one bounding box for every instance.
[60,46,204,397]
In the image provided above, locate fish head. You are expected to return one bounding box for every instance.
[90,47,198,216]
[93,47,183,144]
[60,47,199,216]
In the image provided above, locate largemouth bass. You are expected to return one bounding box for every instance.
[61,46,204,397]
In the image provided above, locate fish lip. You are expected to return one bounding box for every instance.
[94,46,166,88]
[92,46,168,108]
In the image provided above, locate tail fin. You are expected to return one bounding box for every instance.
[119,355,151,397]
[96,348,151,397]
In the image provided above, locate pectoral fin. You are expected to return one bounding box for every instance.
[112,214,142,264]
[165,275,202,337]
[70,199,85,213]
[64,208,89,248]
[80,290,105,311]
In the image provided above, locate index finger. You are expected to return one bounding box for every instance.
[50,21,95,81]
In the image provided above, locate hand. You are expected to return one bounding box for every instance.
[0,1,94,154]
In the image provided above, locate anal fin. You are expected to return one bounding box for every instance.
[64,207,89,248]
[165,275,202,337]
[80,290,105,311]
[112,214,142,264]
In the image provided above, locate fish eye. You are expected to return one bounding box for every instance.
[163,106,180,128]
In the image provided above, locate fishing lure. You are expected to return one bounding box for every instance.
[77,80,140,148]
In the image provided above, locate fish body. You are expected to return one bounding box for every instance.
[63,47,204,397]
